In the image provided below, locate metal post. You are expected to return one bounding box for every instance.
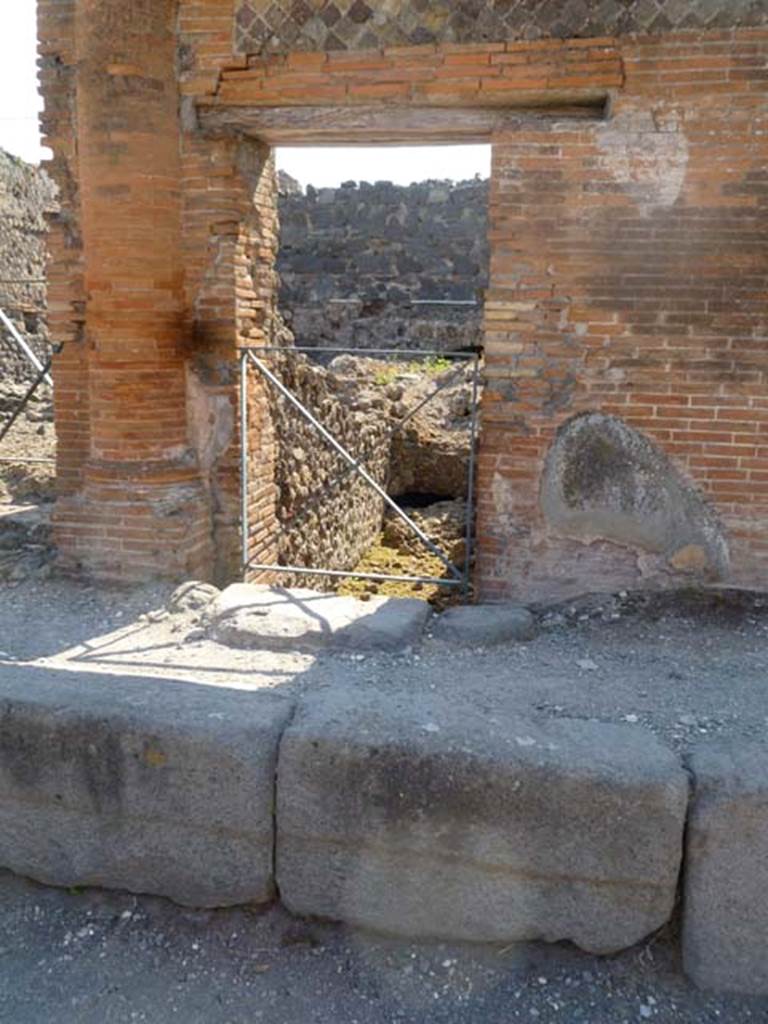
[239,350,250,577]
[463,352,481,596]
[0,308,52,386]
[247,350,464,581]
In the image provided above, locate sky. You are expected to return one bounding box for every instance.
[0,4,491,184]
[0,3,46,164]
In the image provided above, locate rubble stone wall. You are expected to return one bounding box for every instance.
[277,177,488,356]
[260,352,390,588]
[0,150,56,383]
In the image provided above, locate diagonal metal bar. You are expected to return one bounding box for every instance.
[0,308,52,386]
[273,358,470,535]
[247,350,464,581]
[393,362,468,432]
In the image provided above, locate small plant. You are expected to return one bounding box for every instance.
[372,356,455,386]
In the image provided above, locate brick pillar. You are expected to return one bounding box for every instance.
[52,0,212,581]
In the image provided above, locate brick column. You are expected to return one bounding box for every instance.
[52,0,212,581]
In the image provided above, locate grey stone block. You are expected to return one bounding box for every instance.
[683,743,768,994]
[277,692,688,954]
[432,604,536,646]
[208,585,430,653]
[0,666,293,907]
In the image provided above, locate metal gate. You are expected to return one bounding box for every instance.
[239,345,481,594]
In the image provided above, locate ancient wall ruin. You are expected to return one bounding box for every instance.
[38,0,768,602]
[277,176,488,355]
[249,352,389,587]
[0,150,56,381]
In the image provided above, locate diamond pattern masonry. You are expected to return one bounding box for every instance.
[235,0,768,54]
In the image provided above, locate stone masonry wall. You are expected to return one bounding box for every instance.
[0,150,57,383]
[254,351,389,588]
[277,177,488,355]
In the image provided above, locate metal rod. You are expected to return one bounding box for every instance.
[411,300,478,306]
[0,357,53,444]
[395,363,468,431]
[463,352,482,595]
[0,308,52,386]
[239,350,250,574]
[244,345,478,359]
[274,364,471,536]
[247,350,464,581]
[245,563,463,587]
[0,457,55,464]
[320,299,478,307]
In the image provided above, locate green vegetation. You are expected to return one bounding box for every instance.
[373,355,456,386]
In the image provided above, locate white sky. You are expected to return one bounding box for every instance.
[0,3,46,164]
[276,145,491,189]
[0,4,491,183]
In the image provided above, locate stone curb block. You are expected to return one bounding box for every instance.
[683,742,768,994]
[432,603,537,645]
[0,667,293,908]
[208,585,431,652]
[276,692,689,954]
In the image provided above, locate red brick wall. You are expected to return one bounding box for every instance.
[43,0,213,581]
[38,0,87,499]
[478,30,768,600]
[171,18,768,600]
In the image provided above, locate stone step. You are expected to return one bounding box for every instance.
[206,583,431,652]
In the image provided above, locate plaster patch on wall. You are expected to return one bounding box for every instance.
[541,413,729,580]
[186,366,235,474]
[596,110,689,211]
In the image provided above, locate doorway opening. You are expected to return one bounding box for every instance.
[242,143,491,606]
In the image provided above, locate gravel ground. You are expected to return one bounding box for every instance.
[0,868,766,1024]
[1,577,768,1020]
[2,578,767,756]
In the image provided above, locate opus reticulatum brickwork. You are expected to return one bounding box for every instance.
[37,1,768,600]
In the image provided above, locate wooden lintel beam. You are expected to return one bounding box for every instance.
[196,100,606,146]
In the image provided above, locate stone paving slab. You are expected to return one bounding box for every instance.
[432,603,537,646]
[207,584,431,652]
[0,665,293,907]
[277,689,689,954]
[683,742,768,995]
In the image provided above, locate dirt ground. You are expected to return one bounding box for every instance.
[1,576,768,1022]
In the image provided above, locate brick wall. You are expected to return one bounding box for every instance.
[44,0,213,581]
[40,0,768,599]
[478,31,768,600]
